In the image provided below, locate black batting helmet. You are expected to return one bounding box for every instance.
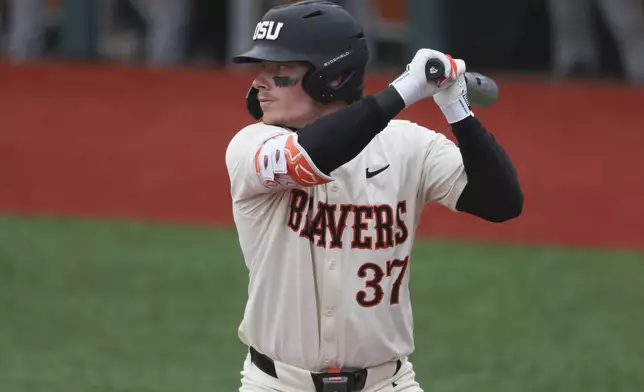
[232,0,369,119]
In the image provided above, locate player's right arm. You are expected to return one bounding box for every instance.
[296,49,460,176]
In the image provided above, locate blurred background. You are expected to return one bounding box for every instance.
[1,0,644,79]
[1,1,644,391]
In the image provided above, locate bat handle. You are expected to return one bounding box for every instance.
[424,58,500,107]
[425,59,445,82]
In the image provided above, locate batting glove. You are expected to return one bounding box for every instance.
[433,70,473,124]
[390,48,465,107]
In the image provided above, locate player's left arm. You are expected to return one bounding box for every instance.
[420,73,522,222]
[434,74,523,222]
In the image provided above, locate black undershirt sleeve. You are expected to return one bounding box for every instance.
[296,86,405,175]
[452,115,523,222]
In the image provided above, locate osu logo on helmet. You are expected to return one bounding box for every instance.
[252,21,284,41]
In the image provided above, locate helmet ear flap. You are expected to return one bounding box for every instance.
[301,68,329,103]
[302,46,367,104]
[302,66,362,104]
[302,65,347,104]
[246,87,263,120]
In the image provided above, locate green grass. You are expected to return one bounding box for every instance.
[1,214,643,392]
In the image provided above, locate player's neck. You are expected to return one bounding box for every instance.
[273,101,347,130]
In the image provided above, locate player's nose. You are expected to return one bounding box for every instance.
[252,71,270,90]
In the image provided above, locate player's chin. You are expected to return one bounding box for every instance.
[261,111,285,126]
[261,107,301,129]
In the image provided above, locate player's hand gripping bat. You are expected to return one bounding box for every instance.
[425,58,499,107]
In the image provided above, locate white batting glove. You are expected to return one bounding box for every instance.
[390,48,464,107]
[433,65,473,124]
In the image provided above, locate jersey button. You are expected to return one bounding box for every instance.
[329,261,336,270]
[325,309,333,317]
[330,184,339,192]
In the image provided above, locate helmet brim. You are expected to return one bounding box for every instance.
[232,43,312,64]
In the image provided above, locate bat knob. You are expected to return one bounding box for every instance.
[425,59,445,82]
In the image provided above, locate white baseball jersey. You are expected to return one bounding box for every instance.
[225,119,467,372]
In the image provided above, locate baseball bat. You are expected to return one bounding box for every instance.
[425,59,499,107]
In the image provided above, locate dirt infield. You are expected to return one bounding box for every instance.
[1,62,643,251]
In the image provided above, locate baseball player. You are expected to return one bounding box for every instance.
[225,1,523,391]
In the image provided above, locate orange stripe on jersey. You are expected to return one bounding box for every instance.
[284,134,329,186]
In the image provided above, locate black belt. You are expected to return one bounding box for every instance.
[249,346,402,392]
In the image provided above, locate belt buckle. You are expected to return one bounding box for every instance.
[321,374,351,392]
[312,367,366,392]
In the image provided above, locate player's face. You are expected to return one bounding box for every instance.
[251,61,320,128]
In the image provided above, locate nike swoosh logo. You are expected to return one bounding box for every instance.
[366,164,390,179]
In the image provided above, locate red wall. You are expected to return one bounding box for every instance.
[1,62,643,251]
